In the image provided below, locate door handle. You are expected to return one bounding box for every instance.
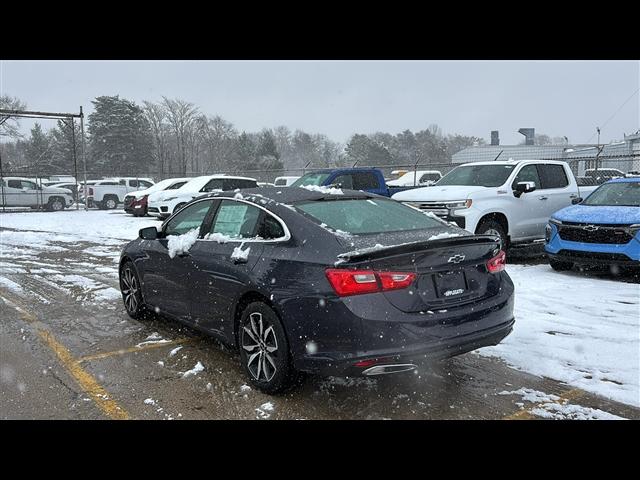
[233,257,248,265]
[538,196,548,200]
[569,194,578,199]
[176,252,190,258]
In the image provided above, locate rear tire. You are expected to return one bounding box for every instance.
[46,197,64,212]
[549,258,574,271]
[238,302,299,394]
[476,219,508,249]
[119,261,147,319]
[104,196,118,210]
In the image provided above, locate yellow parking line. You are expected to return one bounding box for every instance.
[37,329,130,420]
[503,388,583,420]
[77,338,193,363]
[1,294,130,420]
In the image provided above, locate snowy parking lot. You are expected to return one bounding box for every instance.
[1,209,638,419]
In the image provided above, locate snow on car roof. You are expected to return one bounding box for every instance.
[204,186,376,205]
[459,159,568,167]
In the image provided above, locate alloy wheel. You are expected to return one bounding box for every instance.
[121,267,139,313]
[241,312,279,382]
[106,199,117,209]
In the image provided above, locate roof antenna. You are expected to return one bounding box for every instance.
[493,150,504,161]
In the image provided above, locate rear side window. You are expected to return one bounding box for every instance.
[209,200,262,239]
[139,180,153,188]
[258,215,285,239]
[333,174,354,189]
[274,178,287,186]
[538,164,569,189]
[168,181,187,190]
[352,172,380,190]
[164,200,213,236]
[129,180,139,187]
[296,198,444,235]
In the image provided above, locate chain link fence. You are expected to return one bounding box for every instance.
[2,154,639,213]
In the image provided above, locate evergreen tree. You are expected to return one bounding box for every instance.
[26,123,52,172]
[88,95,153,175]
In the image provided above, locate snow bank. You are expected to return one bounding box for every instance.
[167,228,199,258]
[479,264,640,407]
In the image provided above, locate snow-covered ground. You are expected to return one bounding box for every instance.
[480,265,639,407]
[1,209,639,408]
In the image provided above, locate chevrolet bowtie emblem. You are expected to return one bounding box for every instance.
[447,254,465,264]
[582,225,599,232]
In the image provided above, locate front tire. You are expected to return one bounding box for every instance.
[476,219,508,249]
[238,302,297,394]
[549,258,574,271]
[104,196,118,210]
[119,261,147,319]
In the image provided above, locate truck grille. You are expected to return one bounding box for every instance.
[557,224,634,244]
[404,202,448,216]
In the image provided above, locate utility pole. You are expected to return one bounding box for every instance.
[595,127,601,173]
[80,106,88,211]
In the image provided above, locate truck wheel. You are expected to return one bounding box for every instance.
[476,219,507,249]
[104,196,118,210]
[46,197,65,212]
[549,258,573,271]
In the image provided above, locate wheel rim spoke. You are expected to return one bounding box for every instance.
[242,311,278,382]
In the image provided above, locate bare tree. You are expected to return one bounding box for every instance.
[200,115,238,173]
[142,101,171,176]
[0,95,27,138]
[162,97,199,175]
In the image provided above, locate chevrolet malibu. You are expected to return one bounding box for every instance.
[119,187,515,393]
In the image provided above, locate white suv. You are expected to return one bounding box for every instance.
[87,177,154,209]
[148,175,258,219]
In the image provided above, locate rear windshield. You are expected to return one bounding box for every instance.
[437,165,516,187]
[582,181,640,207]
[291,172,331,187]
[295,198,445,234]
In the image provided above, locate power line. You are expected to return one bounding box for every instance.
[585,87,640,143]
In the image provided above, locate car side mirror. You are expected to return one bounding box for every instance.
[571,197,583,205]
[514,181,536,198]
[139,226,159,240]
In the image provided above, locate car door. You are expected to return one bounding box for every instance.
[509,164,545,239]
[187,199,268,339]
[536,164,575,230]
[140,199,215,319]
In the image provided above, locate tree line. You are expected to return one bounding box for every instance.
[1,94,487,178]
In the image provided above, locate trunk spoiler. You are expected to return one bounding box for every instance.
[335,235,500,264]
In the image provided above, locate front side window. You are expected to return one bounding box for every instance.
[201,179,224,192]
[333,174,354,189]
[512,164,542,190]
[295,198,445,235]
[538,164,569,189]
[437,165,516,187]
[168,181,187,190]
[129,180,139,187]
[274,178,287,186]
[139,180,153,188]
[420,173,441,183]
[224,179,257,190]
[209,200,262,239]
[164,200,213,236]
[582,181,640,207]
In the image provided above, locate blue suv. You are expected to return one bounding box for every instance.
[545,177,640,272]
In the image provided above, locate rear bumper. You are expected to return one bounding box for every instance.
[285,272,515,376]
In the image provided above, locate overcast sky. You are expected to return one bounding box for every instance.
[1,60,638,145]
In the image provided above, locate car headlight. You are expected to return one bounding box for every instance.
[627,224,640,237]
[446,199,472,210]
[545,224,552,242]
[549,218,562,226]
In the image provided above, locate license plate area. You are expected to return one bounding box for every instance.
[434,270,467,298]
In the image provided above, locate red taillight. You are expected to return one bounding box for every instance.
[325,269,416,297]
[354,357,393,368]
[486,250,506,273]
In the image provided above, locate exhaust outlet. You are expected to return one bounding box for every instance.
[361,364,418,376]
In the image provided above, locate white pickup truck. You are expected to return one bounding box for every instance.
[0,176,75,211]
[86,177,154,209]
[392,160,599,248]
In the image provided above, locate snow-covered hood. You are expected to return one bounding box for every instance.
[552,204,640,225]
[127,187,153,200]
[392,185,488,202]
